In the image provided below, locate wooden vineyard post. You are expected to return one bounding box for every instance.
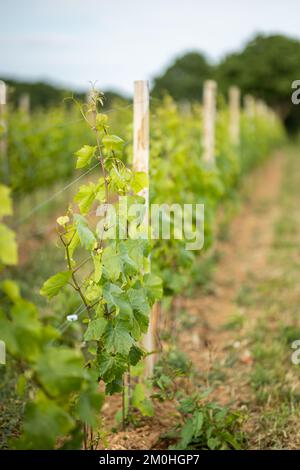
[86,88,95,105]
[19,93,30,115]
[179,100,192,116]
[256,99,268,118]
[203,80,217,164]
[0,80,8,184]
[133,80,155,378]
[244,94,255,117]
[229,86,240,145]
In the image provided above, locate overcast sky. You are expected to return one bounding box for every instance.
[1,0,300,95]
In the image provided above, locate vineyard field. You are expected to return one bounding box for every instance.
[1,4,300,456]
[1,85,295,452]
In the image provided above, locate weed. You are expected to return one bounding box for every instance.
[222,311,245,331]
[169,392,246,450]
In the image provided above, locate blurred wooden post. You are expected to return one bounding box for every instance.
[133,80,155,377]
[256,99,268,118]
[203,80,217,164]
[19,93,30,114]
[0,80,8,184]
[229,86,240,145]
[133,80,149,236]
[244,94,255,117]
[86,89,95,105]
[179,100,192,116]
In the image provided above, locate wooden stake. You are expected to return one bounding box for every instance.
[0,80,9,184]
[203,80,217,164]
[133,81,149,200]
[244,94,255,117]
[133,80,154,377]
[256,99,268,117]
[0,81,6,108]
[19,93,30,114]
[179,100,192,116]
[229,86,240,145]
[86,89,95,105]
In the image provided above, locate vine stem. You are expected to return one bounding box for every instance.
[127,365,132,419]
[83,423,88,450]
[59,233,91,314]
[95,132,109,203]
[92,106,109,204]
[122,375,126,431]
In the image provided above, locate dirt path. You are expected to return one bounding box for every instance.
[178,153,284,405]
[176,148,300,449]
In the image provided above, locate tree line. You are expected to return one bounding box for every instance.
[2,34,300,132]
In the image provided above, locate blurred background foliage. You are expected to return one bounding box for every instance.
[4,79,129,112]
[3,34,300,133]
[152,34,300,134]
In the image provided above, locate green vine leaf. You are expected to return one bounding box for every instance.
[92,253,103,282]
[84,283,102,302]
[131,171,149,193]
[129,344,144,366]
[15,391,75,450]
[1,279,21,302]
[34,348,85,397]
[40,271,71,299]
[75,145,96,169]
[0,223,17,265]
[102,245,123,281]
[98,352,127,383]
[76,386,104,428]
[131,383,154,417]
[74,214,96,251]
[0,184,13,218]
[74,182,97,214]
[143,273,163,304]
[67,230,80,259]
[95,113,108,130]
[102,134,124,152]
[104,322,134,356]
[84,317,107,341]
[102,283,126,314]
[128,287,150,316]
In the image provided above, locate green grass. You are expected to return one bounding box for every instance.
[222,311,245,331]
[0,361,25,449]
